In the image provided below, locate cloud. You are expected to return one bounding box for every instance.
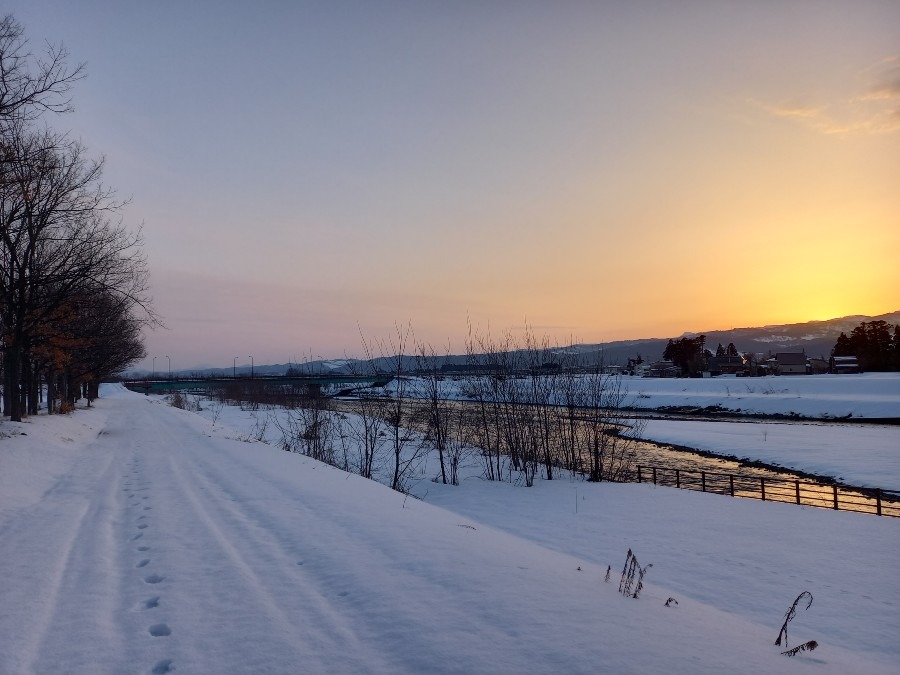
[765,103,823,119]
[858,56,900,101]
[755,56,900,136]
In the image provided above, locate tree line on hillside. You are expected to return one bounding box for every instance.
[831,321,900,372]
[1,15,155,421]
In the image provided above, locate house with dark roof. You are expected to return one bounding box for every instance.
[775,352,807,375]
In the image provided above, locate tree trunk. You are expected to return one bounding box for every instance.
[47,368,56,414]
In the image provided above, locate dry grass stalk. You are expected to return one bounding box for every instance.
[781,640,818,657]
[618,549,651,598]
[775,591,813,648]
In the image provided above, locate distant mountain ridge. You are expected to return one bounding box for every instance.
[136,311,900,376]
[563,310,900,368]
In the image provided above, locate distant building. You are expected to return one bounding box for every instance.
[634,362,651,377]
[647,360,679,377]
[706,355,746,376]
[775,352,807,375]
[808,358,829,375]
[830,355,860,374]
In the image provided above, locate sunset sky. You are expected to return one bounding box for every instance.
[8,1,899,369]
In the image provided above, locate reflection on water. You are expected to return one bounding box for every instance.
[632,439,899,517]
[336,396,898,517]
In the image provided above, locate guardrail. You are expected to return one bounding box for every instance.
[636,465,899,517]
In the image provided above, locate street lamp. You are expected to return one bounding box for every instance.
[152,356,157,379]
[165,355,171,380]
[249,355,254,378]
[233,356,238,378]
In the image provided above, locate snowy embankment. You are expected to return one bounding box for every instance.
[1,385,897,674]
[625,372,900,419]
[391,372,900,419]
[637,420,900,490]
[621,372,900,489]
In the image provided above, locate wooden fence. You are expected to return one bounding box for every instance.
[636,465,900,517]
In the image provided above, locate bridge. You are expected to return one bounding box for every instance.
[122,374,394,396]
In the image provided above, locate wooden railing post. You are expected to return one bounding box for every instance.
[631,463,891,518]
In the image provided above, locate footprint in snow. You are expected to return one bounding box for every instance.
[137,546,150,552]
[149,623,171,637]
[131,533,143,541]
[136,559,150,568]
[137,523,148,529]
[144,574,165,584]
[152,659,174,674]
[144,507,152,511]
[143,596,160,609]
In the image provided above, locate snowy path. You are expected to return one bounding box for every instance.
[1,390,897,674]
[1,399,401,673]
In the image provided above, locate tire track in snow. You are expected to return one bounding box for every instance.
[167,425,457,674]
[147,407,391,674]
[1,429,128,674]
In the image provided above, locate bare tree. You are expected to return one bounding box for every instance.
[415,340,452,484]
[0,21,154,419]
[380,323,425,493]
[0,14,84,122]
[345,332,386,480]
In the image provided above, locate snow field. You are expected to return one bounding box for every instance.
[385,372,900,419]
[620,372,900,419]
[0,385,897,674]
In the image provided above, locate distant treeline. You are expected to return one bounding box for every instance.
[832,321,900,371]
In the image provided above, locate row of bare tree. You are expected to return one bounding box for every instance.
[1,15,154,420]
[414,329,642,488]
[211,326,641,493]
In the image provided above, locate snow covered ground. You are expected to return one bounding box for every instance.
[624,372,900,419]
[393,372,900,420]
[637,419,900,490]
[1,385,898,674]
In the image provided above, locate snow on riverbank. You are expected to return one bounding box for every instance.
[637,419,900,490]
[388,371,900,419]
[625,372,900,419]
[3,385,895,673]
